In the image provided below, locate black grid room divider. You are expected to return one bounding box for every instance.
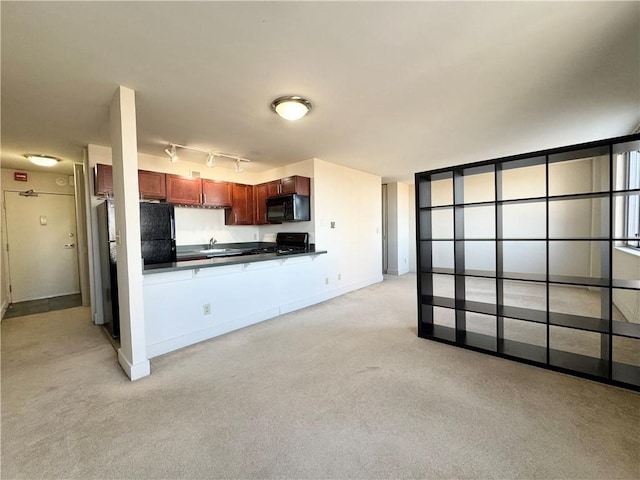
[415,134,640,390]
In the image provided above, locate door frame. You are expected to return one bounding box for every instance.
[2,188,82,304]
[382,184,388,274]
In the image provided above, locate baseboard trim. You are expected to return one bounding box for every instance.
[613,297,636,324]
[117,349,150,381]
[9,291,81,303]
[385,269,411,276]
[280,275,383,314]
[0,298,8,321]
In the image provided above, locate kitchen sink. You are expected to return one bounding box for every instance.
[198,248,243,257]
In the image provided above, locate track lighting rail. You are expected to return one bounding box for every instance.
[164,143,251,167]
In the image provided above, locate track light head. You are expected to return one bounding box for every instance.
[235,159,244,173]
[206,153,216,168]
[164,144,178,162]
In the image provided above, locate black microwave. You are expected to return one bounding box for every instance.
[266,194,310,223]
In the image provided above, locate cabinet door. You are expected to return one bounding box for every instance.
[226,183,254,225]
[202,179,232,207]
[138,170,166,199]
[166,175,202,205]
[281,176,311,195]
[253,183,270,224]
[94,164,113,197]
[266,180,281,197]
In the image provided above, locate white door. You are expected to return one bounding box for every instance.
[4,191,80,302]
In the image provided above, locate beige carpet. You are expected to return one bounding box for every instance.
[2,274,639,479]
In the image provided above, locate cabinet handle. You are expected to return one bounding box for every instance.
[203,193,207,204]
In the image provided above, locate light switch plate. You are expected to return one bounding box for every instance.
[39,215,47,226]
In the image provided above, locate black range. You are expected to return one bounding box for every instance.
[244,232,310,256]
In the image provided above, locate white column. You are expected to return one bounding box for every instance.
[110,86,150,380]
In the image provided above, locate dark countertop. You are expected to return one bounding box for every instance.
[144,243,326,275]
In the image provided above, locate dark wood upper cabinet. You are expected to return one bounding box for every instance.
[202,180,232,208]
[226,183,254,225]
[95,164,166,200]
[94,164,113,196]
[253,183,270,225]
[254,176,311,224]
[94,164,310,226]
[165,175,202,206]
[266,180,281,197]
[263,176,311,197]
[280,175,310,195]
[138,170,166,200]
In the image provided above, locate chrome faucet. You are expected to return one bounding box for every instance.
[209,237,217,248]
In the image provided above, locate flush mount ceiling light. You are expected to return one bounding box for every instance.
[271,95,312,121]
[24,154,61,167]
[164,143,250,172]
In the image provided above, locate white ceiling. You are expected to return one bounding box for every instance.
[2,2,638,182]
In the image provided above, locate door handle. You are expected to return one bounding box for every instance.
[64,243,75,248]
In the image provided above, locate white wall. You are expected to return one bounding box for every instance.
[611,153,640,323]
[175,208,257,245]
[613,249,640,323]
[1,168,77,317]
[386,182,411,275]
[387,183,399,274]
[408,183,417,273]
[313,159,382,289]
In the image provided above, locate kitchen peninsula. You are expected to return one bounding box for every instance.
[143,244,328,358]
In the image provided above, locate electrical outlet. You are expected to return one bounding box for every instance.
[325,277,329,285]
[203,304,211,315]
[253,233,258,240]
[338,273,341,280]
